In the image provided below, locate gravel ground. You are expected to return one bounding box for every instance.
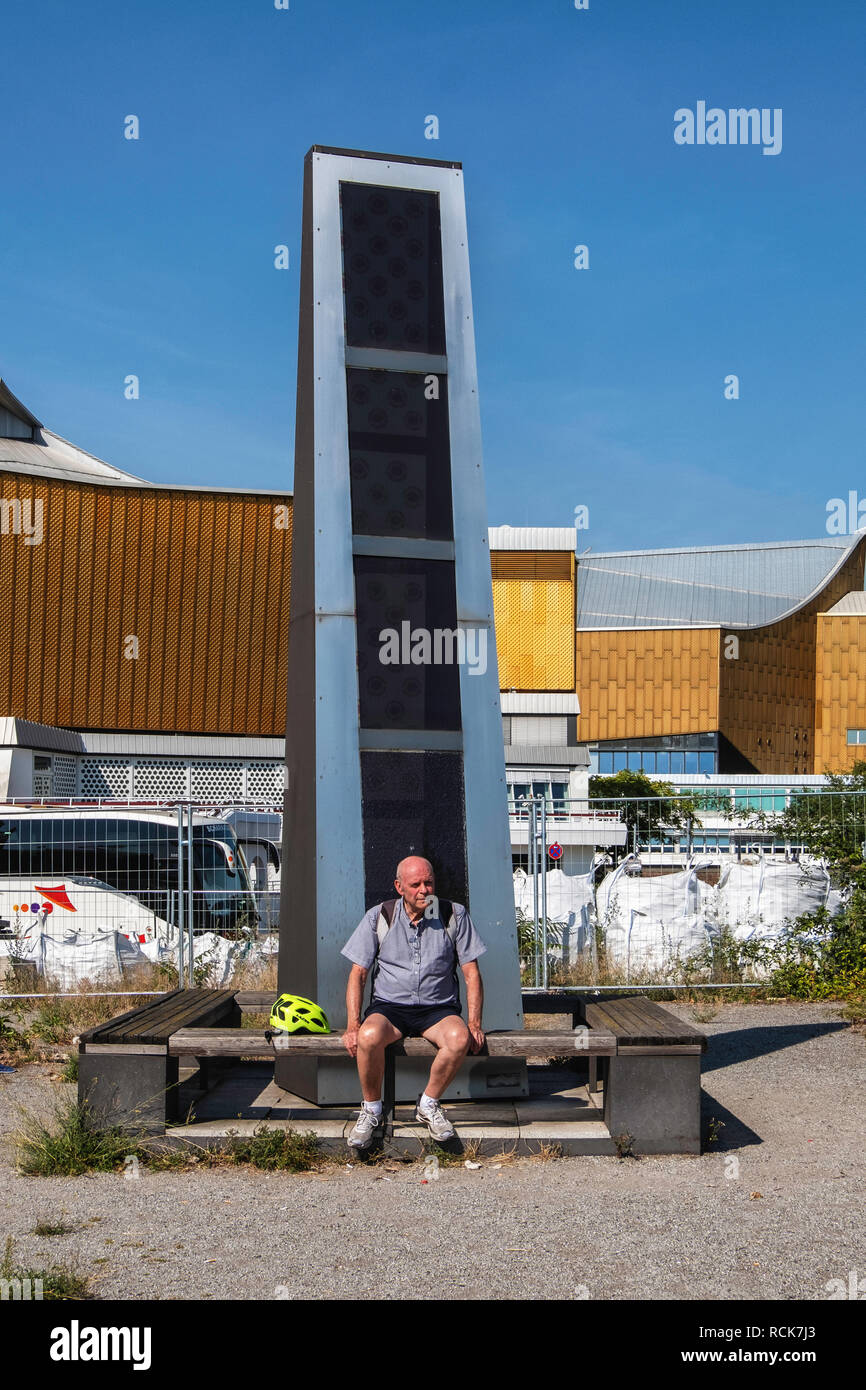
[1,1000,863,1301]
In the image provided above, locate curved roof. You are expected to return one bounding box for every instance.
[576,536,866,631]
[0,428,151,486]
[0,378,291,494]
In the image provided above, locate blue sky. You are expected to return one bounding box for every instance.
[1,0,863,552]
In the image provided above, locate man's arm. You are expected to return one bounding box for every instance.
[461,959,485,1054]
[343,963,368,1057]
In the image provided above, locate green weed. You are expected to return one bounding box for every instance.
[15,1094,142,1177]
[1,1236,90,1300]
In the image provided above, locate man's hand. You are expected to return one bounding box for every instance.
[467,1023,485,1055]
[343,1027,360,1058]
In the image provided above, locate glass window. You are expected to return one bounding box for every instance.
[699,752,715,773]
[551,783,568,814]
[627,752,641,770]
[641,752,656,774]
[531,781,548,800]
[669,752,685,773]
[685,752,699,773]
[656,752,670,774]
[613,752,627,772]
[598,752,613,773]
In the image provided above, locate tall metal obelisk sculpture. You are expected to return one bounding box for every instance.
[277,146,524,1104]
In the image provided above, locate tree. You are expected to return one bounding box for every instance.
[587,769,723,861]
[769,761,866,892]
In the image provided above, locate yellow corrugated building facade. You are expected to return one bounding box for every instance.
[2,381,865,790]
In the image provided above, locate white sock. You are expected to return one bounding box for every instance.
[363,1100,382,1116]
[419,1092,438,1111]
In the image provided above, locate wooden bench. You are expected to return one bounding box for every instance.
[78,988,241,1132]
[78,989,707,1153]
[582,997,707,1154]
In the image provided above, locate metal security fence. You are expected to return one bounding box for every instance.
[0,798,278,988]
[1,788,859,993]
[509,789,860,989]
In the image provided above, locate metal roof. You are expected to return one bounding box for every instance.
[489,526,576,551]
[500,694,580,714]
[823,590,866,616]
[0,718,86,753]
[576,536,865,631]
[0,428,150,485]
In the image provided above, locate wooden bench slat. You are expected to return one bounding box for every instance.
[582,1001,628,1036]
[168,1028,620,1058]
[599,998,671,1040]
[130,993,238,1045]
[631,998,706,1037]
[585,999,707,1050]
[613,998,706,1044]
[78,988,185,1044]
[97,989,238,1044]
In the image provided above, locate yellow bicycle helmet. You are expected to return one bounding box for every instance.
[269,993,331,1035]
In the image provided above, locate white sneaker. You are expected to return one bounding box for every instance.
[347,1107,384,1150]
[415,1097,455,1142]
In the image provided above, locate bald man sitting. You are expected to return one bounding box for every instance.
[341,856,486,1150]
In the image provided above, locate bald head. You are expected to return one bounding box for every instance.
[395,856,435,922]
[395,856,433,886]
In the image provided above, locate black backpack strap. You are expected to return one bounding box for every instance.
[371,899,400,998]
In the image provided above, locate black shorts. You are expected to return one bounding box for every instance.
[363,998,462,1038]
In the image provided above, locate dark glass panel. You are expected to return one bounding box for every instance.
[354,555,461,730]
[347,368,453,540]
[340,183,445,354]
[360,750,467,909]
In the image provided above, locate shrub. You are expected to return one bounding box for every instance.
[16,1095,141,1177]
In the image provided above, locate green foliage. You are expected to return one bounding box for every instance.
[613,1130,636,1159]
[588,771,729,858]
[515,909,563,970]
[16,1095,139,1177]
[2,1236,90,1300]
[60,1052,79,1083]
[840,993,866,1024]
[0,1005,34,1062]
[741,762,866,893]
[687,912,866,1000]
[222,1124,324,1171]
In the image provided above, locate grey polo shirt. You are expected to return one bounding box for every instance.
[341,898,486,1007]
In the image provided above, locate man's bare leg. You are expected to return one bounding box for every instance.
[420,1016,471,1100]
[356,1013,402,1101]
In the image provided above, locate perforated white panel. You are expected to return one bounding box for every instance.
[80,759,133,797]
[52,756,77,796]
[133,762,188,798]
[190,762,245,799]
[246,763,284,799]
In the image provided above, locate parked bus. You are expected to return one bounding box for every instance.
[0,806,259,944]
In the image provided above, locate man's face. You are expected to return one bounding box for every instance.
[396,859,435,916]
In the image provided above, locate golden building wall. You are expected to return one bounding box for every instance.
[814,612,866,773]
[0,472,291,735]
[718,539,866,774]
[575,627,721,742]
[491,551,575,691]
